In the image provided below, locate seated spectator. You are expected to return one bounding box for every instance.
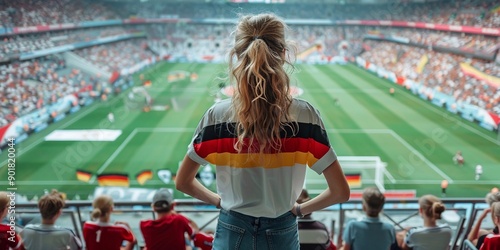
[297,189,336,250]
[140,188,212,250]
[468,191,500,249]
[20,190,82,250]
[398,194,452,250]
[0,191,23,250]
[83,195,137,250]
[480,202,500,250]
[340,186,395,250]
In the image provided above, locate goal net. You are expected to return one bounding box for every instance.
[304,156,387,194]
[338,156,387,193]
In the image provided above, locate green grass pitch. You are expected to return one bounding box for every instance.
[1,62,498,200]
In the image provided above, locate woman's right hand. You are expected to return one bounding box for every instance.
[290,203,299,217]
[479,207,491,220]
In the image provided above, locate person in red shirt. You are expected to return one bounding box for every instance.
[83,195,136,250]
[140,188,213,250]
[0,192,23,250]
[480,202,500,250]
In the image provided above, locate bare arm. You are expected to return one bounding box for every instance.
[467,208,491,241]
[340,243,351,250]
[293,160,350,216]
[175,155,221,207]
[115,221,137,250]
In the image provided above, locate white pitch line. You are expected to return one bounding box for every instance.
[387,130,453,183]
[355,66,500,146]
[391,180,500,185]
[307,179,377,184]
[384,170,396,184]
[137,127,195,132]
[91,128,140,182]
[0,180,170,185]
[0,102,103,168]
[91,127,195,183]
[326,128,452,183]
[326,129,392,133]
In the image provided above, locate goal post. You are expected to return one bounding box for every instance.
[337,156,387,193]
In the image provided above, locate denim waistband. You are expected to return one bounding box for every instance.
[220,209,296,225]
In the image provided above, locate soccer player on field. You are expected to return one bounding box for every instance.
[83,195,136,250]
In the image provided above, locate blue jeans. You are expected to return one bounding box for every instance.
[212,209,299,250]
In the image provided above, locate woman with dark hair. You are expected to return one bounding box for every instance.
[399,195,452,250]
[176,12,350,250]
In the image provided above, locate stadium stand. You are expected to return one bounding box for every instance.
[1,1,499,249]
[7,197,492,250]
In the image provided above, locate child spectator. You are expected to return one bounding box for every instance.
[83,195,136,250]
[297,189,336,250]
[0,191,23,250]
[340,187,395,250]
[21,190,82,250]
[398,194,452,250]
[140,188,212,250]
[480,202,500,250]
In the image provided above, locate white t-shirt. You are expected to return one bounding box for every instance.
[405,224,452,250]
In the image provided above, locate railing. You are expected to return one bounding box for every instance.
[7,198,491,249]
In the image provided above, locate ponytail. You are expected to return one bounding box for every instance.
[419,194,446,221]
[229,13,295,153]
[91,195,113,220]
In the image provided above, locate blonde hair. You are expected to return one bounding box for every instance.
[485,192,500,206]
[38,190,65,220]
[492,202,500,219]
[91,195,113,220]
[419,194,446,220]
[0,192,9,213]
[228,13,296,153]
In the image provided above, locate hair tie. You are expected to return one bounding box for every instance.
[253,36,260,41]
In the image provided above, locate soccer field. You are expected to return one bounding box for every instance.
[1,62,499,200]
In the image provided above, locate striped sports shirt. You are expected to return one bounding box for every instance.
[187,98,337,218]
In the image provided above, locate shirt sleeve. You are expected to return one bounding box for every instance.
[389,225,396,244]
[404,227,417,248]
[181,215,194,237]
[187,106,215,167]
[304,102,337,174]
[119,225,135,243]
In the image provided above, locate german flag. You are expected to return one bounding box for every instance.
[345,173,362,188]
[76,169,92,183]
[136,170,153,185]
[192,122,331,169]
[97,173,129,187]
